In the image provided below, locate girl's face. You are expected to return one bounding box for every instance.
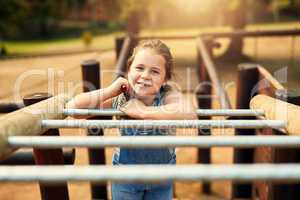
[128,48,166,98]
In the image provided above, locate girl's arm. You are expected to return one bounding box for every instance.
[120,89,198,120]
[66,77,129,109]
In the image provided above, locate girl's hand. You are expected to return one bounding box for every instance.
[110,77,130,96]
[120,98,146,119]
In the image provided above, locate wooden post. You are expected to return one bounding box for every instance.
[0,149,74,165]
[276,89,300,105]
[81,59,108,200]
[272,89,300,200]
[0,102,24,113]
[232,64,259,199]
[115,36,137,79]
[81,60,100,93]
[251,68,280,200]
[0,94,70,160]
[196,37,213,194]
[23,93,69,200]
[115,37,125,60]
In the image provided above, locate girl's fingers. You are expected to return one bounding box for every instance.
[121,84,128,93]
[120,82,135,100]
[119,102,128,112]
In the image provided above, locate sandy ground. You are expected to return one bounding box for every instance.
[0,36,299,200]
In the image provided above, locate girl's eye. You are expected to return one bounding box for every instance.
[151,70,160,75]
[136,66,144,71]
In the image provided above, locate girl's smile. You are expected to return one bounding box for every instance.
[136,80,152,87]
[127,48,166,100]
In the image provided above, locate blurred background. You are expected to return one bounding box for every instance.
[0,0,300,56]
[0,1,300,200]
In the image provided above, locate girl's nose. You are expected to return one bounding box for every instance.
[141,70,151,79]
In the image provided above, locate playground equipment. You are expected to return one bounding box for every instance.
[1,28,300,200]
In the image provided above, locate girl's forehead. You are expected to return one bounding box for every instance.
[133,48,166,68]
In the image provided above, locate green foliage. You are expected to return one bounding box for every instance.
[117,0,147,21]
[82,31,93,47]
[0,0,28,38]
[0,0,63,39]
[0,45,8,56]
[1,0,299,40]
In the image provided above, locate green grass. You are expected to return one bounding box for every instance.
[3,31,124,55]
[2,21,300,56]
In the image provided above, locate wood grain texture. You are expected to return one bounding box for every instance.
[250,94,300,135]
[0,94,71,160]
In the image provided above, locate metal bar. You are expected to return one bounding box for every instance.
[201,29,300,38]
[63,108,265,117]
[41,120,286,129]
[8,136,300,149]
[1,164,300,182]
[135,35,197,40]
[64,108,123,116]
[135,29,300,41]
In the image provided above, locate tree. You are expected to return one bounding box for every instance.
[0,0,63,39]
[23,0,63,38]
[0,0,28,39]
[116,0,148,35]
[222,0,247,59]
[219,0,270,60]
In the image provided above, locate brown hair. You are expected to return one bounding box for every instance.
[127,39,174,80]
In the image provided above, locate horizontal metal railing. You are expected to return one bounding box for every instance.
[41,119,286,129]
[8,136,300,148]
[1,164,300,182]
[63,108,265,117]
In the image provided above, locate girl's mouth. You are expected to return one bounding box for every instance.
[136,81,152,87]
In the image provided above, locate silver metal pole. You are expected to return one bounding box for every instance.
[41,119,286,129]
[8,136,300,148]
[0,164,300,182]
[63,108,265,117]
[64,108,123,116]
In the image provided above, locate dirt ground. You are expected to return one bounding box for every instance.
[0,36,299,200]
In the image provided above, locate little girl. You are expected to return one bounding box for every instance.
[66,39,197,200]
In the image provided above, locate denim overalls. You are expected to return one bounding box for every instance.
[111,85,176,200]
